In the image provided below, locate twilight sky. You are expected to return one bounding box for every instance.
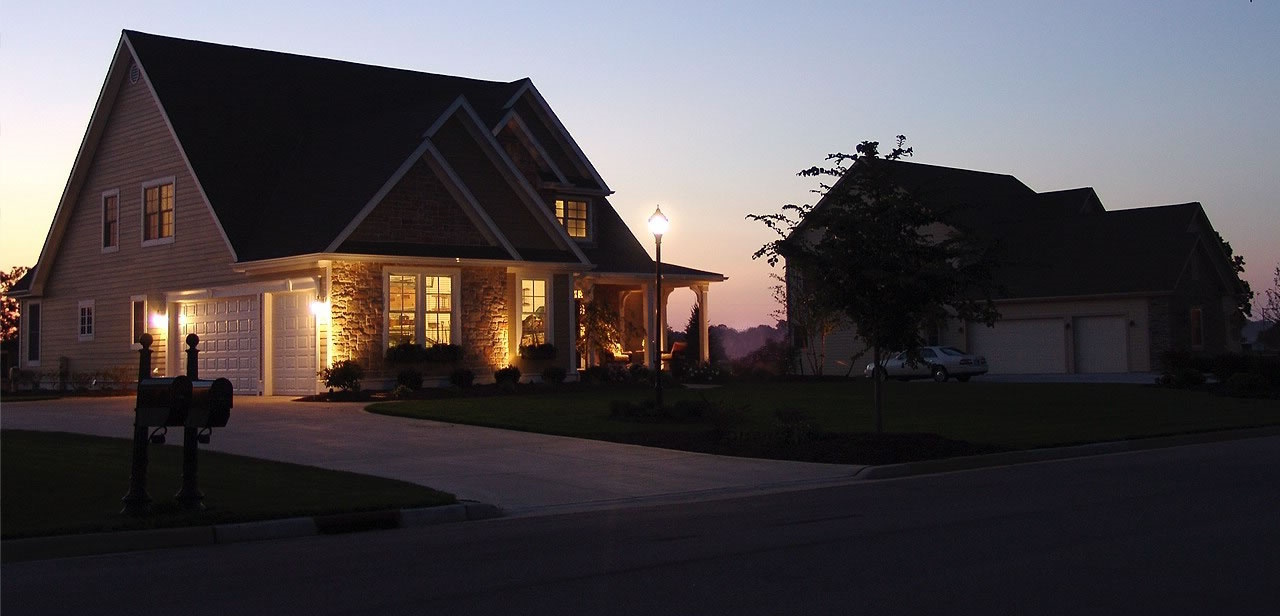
[2,1,1277,329]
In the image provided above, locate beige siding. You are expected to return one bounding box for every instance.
[26,58,243,380]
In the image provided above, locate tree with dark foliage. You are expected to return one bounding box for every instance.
[749,137,999,432]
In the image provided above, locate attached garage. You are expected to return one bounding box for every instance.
[1073,316,1129,373]
[179,296,261,393]
[268,291,317,396]
[969,318,1066,374]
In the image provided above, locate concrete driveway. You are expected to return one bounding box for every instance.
[0,396,860,516]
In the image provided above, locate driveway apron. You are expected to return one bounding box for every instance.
[1,396,860,515]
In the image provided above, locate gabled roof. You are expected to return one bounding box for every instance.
[793,158,1239,301]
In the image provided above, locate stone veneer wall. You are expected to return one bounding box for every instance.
[329,260,510,385]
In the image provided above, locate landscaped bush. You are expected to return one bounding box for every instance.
[627,363,652,383]
[519,343,557,360]
[321,360,364,392]
[494,365,521,390]
[386,342,463,364]
[450,368,475,388]
[581,365,612,384]
[397,369,424,390]
[391,384,414,399]
[1224,372,1273,398]
[1158,348,1206,388]
[541,365,567,384]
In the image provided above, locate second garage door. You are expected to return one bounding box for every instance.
[179,296,260,393]
[969,318,1066,374]
[1073,316,1129,373]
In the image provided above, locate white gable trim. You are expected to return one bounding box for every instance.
[421,141,523,260]
[123,33,239,263]
[504,81,612,194]
[447,100,591,265]
[499,113,570,185]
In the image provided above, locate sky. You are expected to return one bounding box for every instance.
[2,1,1277,330]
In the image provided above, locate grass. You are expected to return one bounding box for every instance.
[369,380,1280,463]
[1,430,456,540]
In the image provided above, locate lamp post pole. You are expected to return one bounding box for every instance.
[648,206,669,410]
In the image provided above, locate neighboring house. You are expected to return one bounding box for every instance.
[10,31,722,394]
[790,160,1245,376]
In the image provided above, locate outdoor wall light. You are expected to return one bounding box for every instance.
[150,312,167,329]
[310,298,331,323]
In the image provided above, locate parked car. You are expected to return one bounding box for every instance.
[864,346,989,382]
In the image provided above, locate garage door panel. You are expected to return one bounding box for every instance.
[970,318,1066,374]
[1074,316,1128,373]
[181,296,260,394]
[271,291,316,396]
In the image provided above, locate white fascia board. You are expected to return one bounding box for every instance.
[509,81,612,194]
[450,100,592,266]
[123,33,239,264]
[499,113,570,185]
[422,140,523,261]
[324,137,437,253]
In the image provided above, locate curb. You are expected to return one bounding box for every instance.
[1,501,504,563]
[853,425,1280,481]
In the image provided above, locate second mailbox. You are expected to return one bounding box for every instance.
[135,375,193,427]
[186,377,234,429]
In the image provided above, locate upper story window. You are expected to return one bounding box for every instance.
[1190,307,1204,348]
[520,279,548,347]
[78,300,95,341]
[386,270,456,347]
[554,198,589,239]
[142,178,175,246]
[102,190,119,252]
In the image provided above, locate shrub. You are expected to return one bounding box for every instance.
[1224,372,1272,398]
[321,360,364,392]
[582,365,612,384]
[627,363,652,383]
[541,365,567,384]
[519,343,557,360]
[385,343,428,363]
[450,368,475,388]
[397,369,424,390]
[423,343,463,363]
[391,384,414,399]
[494,365,521,390]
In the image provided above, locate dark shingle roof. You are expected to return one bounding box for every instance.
[125,30,524,262]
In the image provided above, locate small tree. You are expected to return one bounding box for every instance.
[771,272,845,376]
[682,304,726,364]
[749,136,999,432]
[1258,264,1280,350]
[577,297,622,366]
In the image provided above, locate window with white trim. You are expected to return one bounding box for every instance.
[520,279,548,347]
[102,190,119,252]
[78,300,95,341]
[142,179,175,245]
[25,301,41,365]
[131,296,147,347]
[386,271,456,347]
[554,198,589,239]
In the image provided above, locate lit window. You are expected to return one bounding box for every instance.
[554,198,589,239]
[386,272,455,347]
[79,300,95,341]
[142,180,175,244]
[520,279,547,347]
[102,191,119,251]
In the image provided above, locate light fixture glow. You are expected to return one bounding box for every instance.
[310,299,331,323]
[150,312,167,329]
[647,206,669,238]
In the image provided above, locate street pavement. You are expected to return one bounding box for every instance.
[0,395,861,515]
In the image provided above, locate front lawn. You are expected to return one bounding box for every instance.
[368,380,1280,464]
[1,430,456,539]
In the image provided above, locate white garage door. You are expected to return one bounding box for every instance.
[180,296,260,393]
[1074,316,1128,373]
[271,291,317,396]
[969,318,1066,374]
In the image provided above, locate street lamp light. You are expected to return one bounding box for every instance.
[648,206,669,409]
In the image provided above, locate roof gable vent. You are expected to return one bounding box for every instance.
[129,63,141,85]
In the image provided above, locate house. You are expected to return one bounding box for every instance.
[789,160,1246,376]
[9,31,723,394]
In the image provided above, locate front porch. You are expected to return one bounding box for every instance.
[576,273,719,370]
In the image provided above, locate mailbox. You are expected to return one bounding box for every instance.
[135,376,193,427]
[186,377,233,429]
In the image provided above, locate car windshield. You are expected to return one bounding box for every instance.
[939,347,967,356]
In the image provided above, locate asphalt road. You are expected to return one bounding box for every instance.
[5,435,1277,615]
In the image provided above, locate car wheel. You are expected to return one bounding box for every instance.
[956,376,971,383]
[932,366,949,382]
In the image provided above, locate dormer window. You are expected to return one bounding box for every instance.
[554,198,589,239]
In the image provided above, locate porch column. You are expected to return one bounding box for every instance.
[696,284,710,363]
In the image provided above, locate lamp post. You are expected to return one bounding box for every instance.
[648,206,669,409]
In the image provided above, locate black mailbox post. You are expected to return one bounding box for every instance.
[121,334,233,515]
